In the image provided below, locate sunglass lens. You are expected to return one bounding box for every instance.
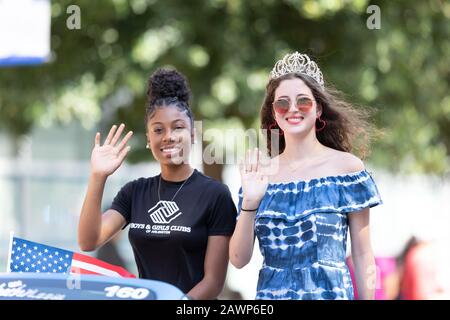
[273,100,289,114]
[296,97,313,112]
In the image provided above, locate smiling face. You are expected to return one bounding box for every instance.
[146,105,193,165]
[273,78,321,136]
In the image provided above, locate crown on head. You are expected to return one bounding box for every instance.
[270,52,324,89]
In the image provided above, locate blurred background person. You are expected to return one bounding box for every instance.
[398,236,450,300]
[347,255,400,300]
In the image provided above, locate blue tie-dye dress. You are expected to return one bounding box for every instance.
[237,169,382,300]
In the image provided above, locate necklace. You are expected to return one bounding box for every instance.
[158,169,195,202]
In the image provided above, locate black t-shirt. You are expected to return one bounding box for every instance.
[110,169,237,293]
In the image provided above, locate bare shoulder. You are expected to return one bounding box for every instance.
[327,150,365,173]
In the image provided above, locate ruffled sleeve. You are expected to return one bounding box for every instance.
[330,170,382,214]
[257,169,382,221]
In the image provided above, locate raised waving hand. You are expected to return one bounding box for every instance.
[91,124,133,177]
[239,148,269,209]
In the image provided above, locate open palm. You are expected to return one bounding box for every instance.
[240,148,269,205]
[91,124,133,177]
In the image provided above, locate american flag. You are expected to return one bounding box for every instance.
[7,236,135,278]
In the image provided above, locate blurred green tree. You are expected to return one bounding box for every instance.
[0,0,449,177]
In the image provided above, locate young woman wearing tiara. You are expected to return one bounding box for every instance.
[78,68,237,299]
[230,52,382,300]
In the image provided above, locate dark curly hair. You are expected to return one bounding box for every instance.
[145,68,194,128]
[261,73,376,159]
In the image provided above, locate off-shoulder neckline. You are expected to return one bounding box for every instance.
[267,169,369,187]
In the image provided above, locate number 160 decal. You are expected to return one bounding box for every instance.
[104,285,150,299]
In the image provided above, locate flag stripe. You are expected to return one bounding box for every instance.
[70,265,119,277]
[71,260,121,277]
[70,266,98,275]
[74,253,125,272]
[73,253,135,278]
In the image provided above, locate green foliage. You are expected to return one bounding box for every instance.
[0,0,448,173]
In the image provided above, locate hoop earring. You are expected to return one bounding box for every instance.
[316,117,327,132]
[268,123,283,136]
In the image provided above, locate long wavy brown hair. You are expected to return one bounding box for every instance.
[261,73,377,159]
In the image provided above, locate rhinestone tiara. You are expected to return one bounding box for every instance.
[270,51,324,89]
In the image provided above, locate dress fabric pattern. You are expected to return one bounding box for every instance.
[238,169,382,300]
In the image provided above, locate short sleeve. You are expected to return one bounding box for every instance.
[342,171,383,214]
[206,184,237,236]
[110,181,134,226]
